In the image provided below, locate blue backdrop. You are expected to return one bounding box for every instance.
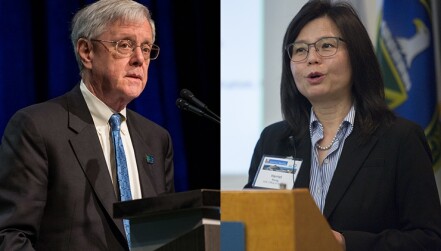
[0,0,220,191]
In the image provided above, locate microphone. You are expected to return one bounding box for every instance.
[180,89,220,120]
[289,136,297,189]
[176,98,220,124]
[288,136,297,159]
[180,89,206,109]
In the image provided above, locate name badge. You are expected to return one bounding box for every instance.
[252,155,303,189]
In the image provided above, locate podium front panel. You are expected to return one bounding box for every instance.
[221,189,342,251]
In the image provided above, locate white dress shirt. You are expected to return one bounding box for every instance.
[80,81,142,200]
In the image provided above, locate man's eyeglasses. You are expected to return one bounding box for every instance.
[285,37,345,62]
[90,39,160,60]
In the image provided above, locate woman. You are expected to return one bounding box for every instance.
[244,0,441,250]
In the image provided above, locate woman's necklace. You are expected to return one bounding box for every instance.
[316,131,339,151]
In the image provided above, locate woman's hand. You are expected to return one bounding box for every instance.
[332,230,346,251]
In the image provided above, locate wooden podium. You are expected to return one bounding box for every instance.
[221,189,343,251]
[114,189,220,251]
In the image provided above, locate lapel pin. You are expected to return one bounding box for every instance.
[146,154,155,164]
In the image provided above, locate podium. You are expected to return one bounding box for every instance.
[221,189,343,251]
[114,189,220,251]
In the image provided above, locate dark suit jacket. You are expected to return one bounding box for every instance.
[0,85,175,250]
[245,118,441,251]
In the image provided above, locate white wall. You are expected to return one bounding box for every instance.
[220,0,264,189]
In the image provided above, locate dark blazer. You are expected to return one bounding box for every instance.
[245,118,441,251]
[0,85,175,250]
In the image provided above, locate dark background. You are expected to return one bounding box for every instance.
[0,0,220,192]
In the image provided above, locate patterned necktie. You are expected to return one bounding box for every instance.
[109,113,132,248]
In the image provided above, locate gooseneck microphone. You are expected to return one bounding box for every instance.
[289,136,297,159]
[176,98,220,124]
[179,89,220,121]
[180,89,206,110]
[289,136,297,189]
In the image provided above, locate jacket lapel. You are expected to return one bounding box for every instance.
[294,135,312,188]
[66,85,125,236]
[323,128,379,218]
[126,112,158,198]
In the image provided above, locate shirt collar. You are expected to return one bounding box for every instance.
[80,80,127,127]
[309,103,356,137]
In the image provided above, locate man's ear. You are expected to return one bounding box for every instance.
[77,38,93,70]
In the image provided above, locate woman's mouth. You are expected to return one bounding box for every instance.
[306,72,325,84]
